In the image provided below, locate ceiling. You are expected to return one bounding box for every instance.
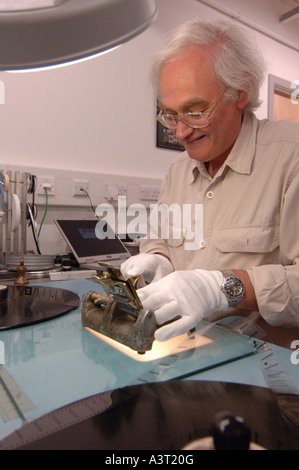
[195,0,299,48]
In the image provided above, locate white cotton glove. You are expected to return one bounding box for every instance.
[120,253,173,283]
[137,269,228,341]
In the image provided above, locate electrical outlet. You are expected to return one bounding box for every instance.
[37,176,56,195]
[104,184,127,201]
[140,184,160,201]
[72,179,89,196]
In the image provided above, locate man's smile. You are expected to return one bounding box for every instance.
[184,133,207,146]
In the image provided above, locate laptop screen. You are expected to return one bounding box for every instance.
[54,219,130,265]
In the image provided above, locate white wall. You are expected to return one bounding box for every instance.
[1,0,299,177]
[0,2,174,179]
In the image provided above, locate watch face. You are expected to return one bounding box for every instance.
[225,276,244,298]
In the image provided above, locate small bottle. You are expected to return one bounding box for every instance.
[14,258,28,285]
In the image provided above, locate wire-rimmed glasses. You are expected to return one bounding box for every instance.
[157,88,227,130]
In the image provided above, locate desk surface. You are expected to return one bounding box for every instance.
[0,278,298,449]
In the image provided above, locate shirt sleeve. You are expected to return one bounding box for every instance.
[249,165,299,328]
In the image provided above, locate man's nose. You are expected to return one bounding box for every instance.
[175,120,193,141]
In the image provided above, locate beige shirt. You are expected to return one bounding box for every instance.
[141,112,299,328]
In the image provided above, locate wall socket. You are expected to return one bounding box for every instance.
[104,183,127,201]
[140,184,160,201]
[72,179,89,196]
[37,176,56,195]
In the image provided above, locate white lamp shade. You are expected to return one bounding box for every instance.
[0,0,158,70]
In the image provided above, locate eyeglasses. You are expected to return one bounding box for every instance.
[157,88,227,130]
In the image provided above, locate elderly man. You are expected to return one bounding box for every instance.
[121,19,299,344]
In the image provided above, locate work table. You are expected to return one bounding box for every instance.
[0,278,298,450]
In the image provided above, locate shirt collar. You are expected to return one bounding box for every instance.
[190,111,257,183]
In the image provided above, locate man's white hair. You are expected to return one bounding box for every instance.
[151,19,267,112]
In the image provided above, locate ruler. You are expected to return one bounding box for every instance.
[227,317,299,396]
[0,390,112,450]
[0,366,34,423]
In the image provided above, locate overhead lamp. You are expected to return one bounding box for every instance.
[0,0,158,71]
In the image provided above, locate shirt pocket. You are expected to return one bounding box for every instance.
[167,237,185,248]
[214,224,279,254]
[167,230,185,248]
[166,225,186,270]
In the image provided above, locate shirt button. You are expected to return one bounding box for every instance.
[206,191,214,199]
[200,240,206,248]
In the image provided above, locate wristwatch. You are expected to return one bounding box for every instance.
[220,271,244,307]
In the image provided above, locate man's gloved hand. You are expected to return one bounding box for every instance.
[137,269,228,341]
[120,253,173,283]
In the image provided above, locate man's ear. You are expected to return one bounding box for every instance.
[236,90,248,110]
